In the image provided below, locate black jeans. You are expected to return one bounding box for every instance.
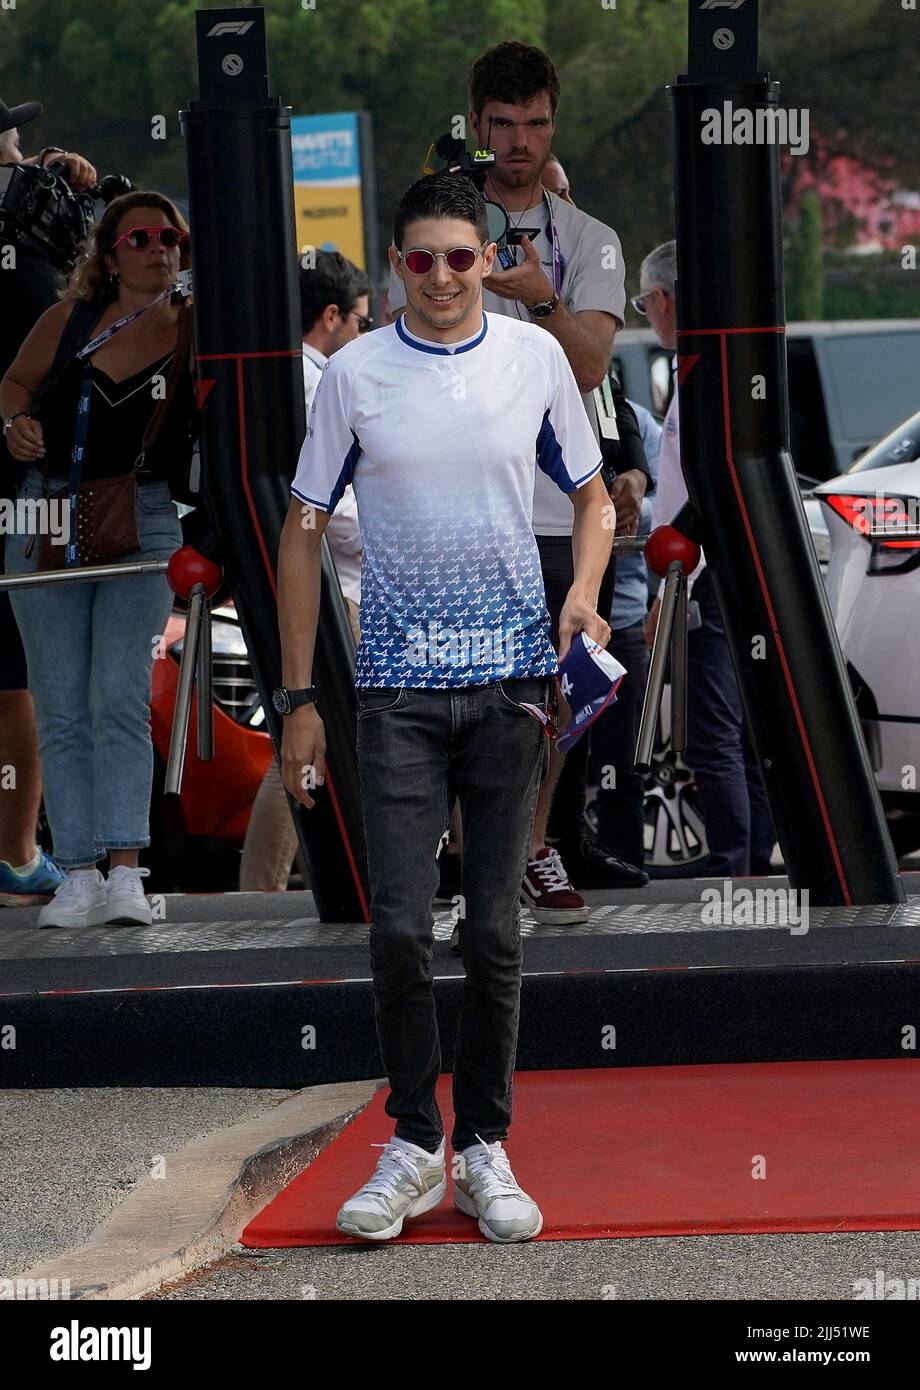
[588,619,650,868]
[356,676,550,1153]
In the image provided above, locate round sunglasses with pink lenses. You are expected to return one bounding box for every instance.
[399,245,484,275]
[111,226,189,252]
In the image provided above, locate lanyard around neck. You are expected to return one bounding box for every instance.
[544,188,563,296]
[77,281,179,360]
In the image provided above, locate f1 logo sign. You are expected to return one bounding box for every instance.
[206,21,255,37]
[699,0,747,9]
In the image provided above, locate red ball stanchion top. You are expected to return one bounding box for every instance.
[167,545,224,600]
[644,525,702,579]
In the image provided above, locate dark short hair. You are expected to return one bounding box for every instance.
[469,41,560,120]
[299,250,371,332]
[393,172,488,251]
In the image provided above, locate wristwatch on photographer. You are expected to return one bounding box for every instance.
[38,146,66,168]
[272,686,317,715]
[529,292,560,320]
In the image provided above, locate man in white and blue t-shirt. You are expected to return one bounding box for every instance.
[276,173,613,1243]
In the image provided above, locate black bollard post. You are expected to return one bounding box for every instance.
[670,0,902,904]
[180,6,369,920]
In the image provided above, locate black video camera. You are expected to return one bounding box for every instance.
[429,133,535,252]
[0,159,132,271]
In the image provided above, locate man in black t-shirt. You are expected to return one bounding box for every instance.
[0,95,97,904]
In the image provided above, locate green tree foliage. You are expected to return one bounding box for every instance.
[786,190,825,320]
[1,0,916,316]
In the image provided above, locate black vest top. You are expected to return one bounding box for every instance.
[40,348,195,486]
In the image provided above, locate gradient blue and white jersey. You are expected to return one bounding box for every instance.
[291,311,602,688]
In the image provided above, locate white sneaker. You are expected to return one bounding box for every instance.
[453,1136,543,1243]
[104,865,153,926]
[336,1137,447,1241]
[38,868,108,929]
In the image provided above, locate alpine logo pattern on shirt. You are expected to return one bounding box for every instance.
[354,486,553,688]
[291,313,603,690]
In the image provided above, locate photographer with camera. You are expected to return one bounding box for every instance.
[1,191,196,928]
[0,96,100,907]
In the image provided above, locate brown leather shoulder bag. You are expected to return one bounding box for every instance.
[29,304,193,570]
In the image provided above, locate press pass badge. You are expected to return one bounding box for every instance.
[554,631,627,754]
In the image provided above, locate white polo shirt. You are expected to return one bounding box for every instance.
[649,359,706,592]
[387,189,625,536]
[303,343,362,606]
[291,311,603,688]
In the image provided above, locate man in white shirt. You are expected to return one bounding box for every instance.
[641,241,774,877]
[277,172,613,1242]
[388,42,650,917]
[299,250,371,639]
[239,251,370,893]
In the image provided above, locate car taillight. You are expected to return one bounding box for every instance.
[823,494,920,550]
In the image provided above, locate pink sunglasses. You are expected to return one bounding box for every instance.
[111,226,189,252]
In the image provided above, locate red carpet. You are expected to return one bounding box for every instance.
[241,1060,920,1246]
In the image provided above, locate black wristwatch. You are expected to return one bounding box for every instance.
[529,292,560,320]
[272,686,317,715]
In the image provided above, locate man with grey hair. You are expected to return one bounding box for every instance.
[639,240,774,877]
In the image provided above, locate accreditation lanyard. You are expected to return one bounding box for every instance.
[545,189,564,296]
[499,188,565,307]
[63,283,179,567]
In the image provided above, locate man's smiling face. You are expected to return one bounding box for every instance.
[389,217,496,334]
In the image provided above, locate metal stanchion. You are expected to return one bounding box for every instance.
[610,536,648,557]
[161,546,224,794]
[635,561,683,774]
[196,590,213,762]
[632,523,703,775]
[0,544,224,798]
[0,559,170,592]
[165,583,209,796]
[670,562,689,757]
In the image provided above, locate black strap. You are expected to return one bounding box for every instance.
[31,299,102,417]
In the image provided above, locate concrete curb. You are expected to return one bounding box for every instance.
[11,1079,381,1300]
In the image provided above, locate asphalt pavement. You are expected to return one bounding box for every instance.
[150,1230,920,1302]
[4,877,920,1304]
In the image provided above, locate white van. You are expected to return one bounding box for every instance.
[612,320,920,481]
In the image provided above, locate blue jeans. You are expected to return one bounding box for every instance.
[4,465,182,866]
[356,676,550,1153]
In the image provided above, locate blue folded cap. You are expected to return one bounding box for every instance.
[556,631,627,754]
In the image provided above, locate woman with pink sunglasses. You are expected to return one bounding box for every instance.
[0,191,196,927]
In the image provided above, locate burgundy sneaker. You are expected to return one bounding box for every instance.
[520,847,589,925]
